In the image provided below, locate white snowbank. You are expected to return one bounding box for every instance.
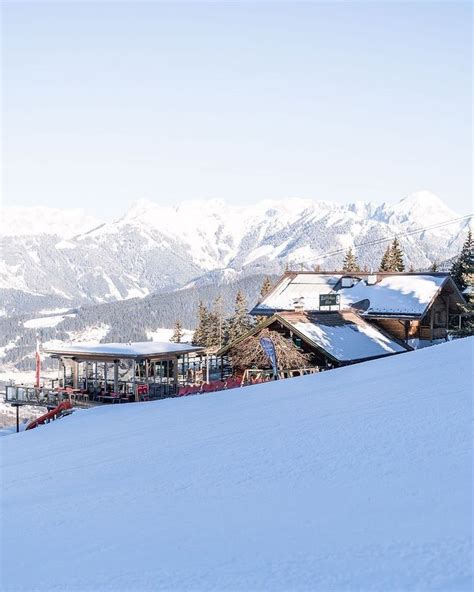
[1,338,472,591]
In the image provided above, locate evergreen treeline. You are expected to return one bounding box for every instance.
[450,230,474,337]
[0,274,276,371]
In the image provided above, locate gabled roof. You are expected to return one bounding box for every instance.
[44,341,204,361]
[217,310,410,364]
[252,272,465,319]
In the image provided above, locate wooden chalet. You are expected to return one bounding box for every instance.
[217,309,410,376]
[251,272,465,345]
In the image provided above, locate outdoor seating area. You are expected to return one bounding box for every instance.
[39,341,209,405]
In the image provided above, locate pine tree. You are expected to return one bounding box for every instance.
[389,237,405,272]
[450,229,474,291]
[380,239,405,272]
[452,289,474,337]
[260,276,273,299]
[192,301,209,346]
[430,261,439,272]
[206,295,224,348]
[170,320,183,343]
[379,246,392,271]
[226,291,254,344]
[342,247,360,273]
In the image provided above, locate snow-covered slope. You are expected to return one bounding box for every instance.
[1,338,472,591]
[0,191,470,311]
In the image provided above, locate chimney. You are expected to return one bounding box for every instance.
[293,297,305,312]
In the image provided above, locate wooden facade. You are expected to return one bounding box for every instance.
[368,282,460,343]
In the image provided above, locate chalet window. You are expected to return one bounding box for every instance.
[434,310,447,327]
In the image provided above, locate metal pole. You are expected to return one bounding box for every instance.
[132,360,137,402]
[16,405,19,433]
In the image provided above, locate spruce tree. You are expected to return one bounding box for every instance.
[450,229,474,291]
[380,246,392,271]
[226,291,254,344]
[170,320,183,343]
[260,276,273,299]
[342,247,360,273]
[453,289,474,337]
[430,261,439,272]
[192,301,209,346]
[389,237,405,272]
[206,296,224,348]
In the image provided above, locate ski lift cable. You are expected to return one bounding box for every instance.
[298,213,473,265]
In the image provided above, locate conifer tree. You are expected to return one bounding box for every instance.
[260,276,273,299]
[389,237,405,272]
[380,238,405,272]
[342,247,360,273]
[453,288,474,337]
[430,261,439,272]
[170,320,183,343]
[192,301,209,346]
[450,229,474,291]
[206,295,224,348]
[226,291,254,344]
[379,246,392,271]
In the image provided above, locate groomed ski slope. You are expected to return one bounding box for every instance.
[1,338,472,591]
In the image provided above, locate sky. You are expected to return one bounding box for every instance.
[1,1,472,217]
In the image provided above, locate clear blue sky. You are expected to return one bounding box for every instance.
[2,1,472,216]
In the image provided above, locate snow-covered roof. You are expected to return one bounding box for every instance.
[253,272,456,318]
[44,341,203,359]
[339,275,447,316]
[281,312,407,362]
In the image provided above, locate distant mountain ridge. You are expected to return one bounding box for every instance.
[1,191,471,316]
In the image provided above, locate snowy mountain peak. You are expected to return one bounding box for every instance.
[0,191,469,312]
[374,191,458,229]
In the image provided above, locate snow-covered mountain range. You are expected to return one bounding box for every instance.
[1,190,471,315]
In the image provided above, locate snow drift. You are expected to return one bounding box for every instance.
[1,338,472,591]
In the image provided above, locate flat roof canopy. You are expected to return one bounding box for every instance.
[44,341,204,361]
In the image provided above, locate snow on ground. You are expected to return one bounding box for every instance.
[1,338,472,591]
[65,324,110,343]
[23,313,75,329]
[37,307,73,315]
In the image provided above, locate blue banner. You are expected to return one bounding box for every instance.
[259,336,279,379]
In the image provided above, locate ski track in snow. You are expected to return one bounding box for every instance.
[1,338,472,591]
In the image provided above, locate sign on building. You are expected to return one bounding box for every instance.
[319,293,340,308]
